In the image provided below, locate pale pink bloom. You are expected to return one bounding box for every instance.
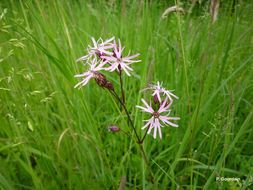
[101,39,140,76]
[142,81,178,103]
[76,37,115,62]
[136,98,180,139]
[74,59,106,88]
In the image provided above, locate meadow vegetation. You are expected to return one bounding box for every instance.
[0,1,252,189]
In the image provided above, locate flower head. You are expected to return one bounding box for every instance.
[74,58,107,88]
[76,37,115,62]
[136,98,180,139]
[142,81,178,103]
[101,39,140,76]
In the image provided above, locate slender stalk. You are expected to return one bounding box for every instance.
[119,70,126,105]
[109,89,141,142]
[139,143,155,183]
[107,88,155,183]
[140,126,150,143]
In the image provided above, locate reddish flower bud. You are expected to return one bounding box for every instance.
[105,81,114,90]
[94,72,107,87]
[94,72,114,91]
[153,94,159,104]
[108,125,120,133]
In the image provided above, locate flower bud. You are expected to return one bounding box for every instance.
[94,72,114,90]
[108,125,120,133]
[105,81,114,91]
[94,72,107,87]
[153,94,159,104]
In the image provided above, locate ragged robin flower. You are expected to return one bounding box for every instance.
[136,97,180,139]
[76,37,115,62]
[101,39,140,76]
[74,58,107,88]
[142,81,179,103]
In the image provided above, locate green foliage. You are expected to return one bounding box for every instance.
[0,0,252,189]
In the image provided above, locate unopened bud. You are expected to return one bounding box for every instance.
[153,94,159,104]
[108,125,120,133]
[105,81,114,90]
[94,72,114,90]
[94,72,107,87]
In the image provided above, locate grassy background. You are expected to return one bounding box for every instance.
[0,0,253,189]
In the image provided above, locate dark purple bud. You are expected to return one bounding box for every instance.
[94,72,107,87]
[105,81,114,90]
[108,125,120,133]
[94,72,114,90]
[153,94,159,104]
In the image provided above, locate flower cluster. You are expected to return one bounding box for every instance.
[75,37,180,142]
[74,37,140,88]
[136,81,180,139]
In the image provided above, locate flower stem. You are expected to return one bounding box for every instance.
[119,70,126,106]
[140,126,150,143]
[109,89,141,142]
[107,89,155,183]
[139,143,155,183]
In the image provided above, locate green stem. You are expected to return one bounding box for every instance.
[107,89,155,183]
[140,126,150,143]
[119,70,126,105]
[109,89,141,142]
[139,143,155,183]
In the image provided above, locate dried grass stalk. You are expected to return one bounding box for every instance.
[161,5,185,19]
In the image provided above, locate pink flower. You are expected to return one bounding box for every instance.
[76,37,115,62]
[101,39,140,76]
[74,59,106,88]
[136,98,180,139]
[142,81,178,103]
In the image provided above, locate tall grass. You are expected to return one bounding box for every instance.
[0,1,252,189]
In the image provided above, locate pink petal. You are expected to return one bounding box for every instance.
[123,64,133,71]
[158,97,169,113]
[158,125,162,139]
[136,105,152,113]
[121,65,131,76]
[74,71,90,78]
[167,117,180,120]
[118,39,122,53]
[147,125,153,134]
[91,37,97,48]
[102,37,115,45]
[125,53,140,60]
[76,55,90,62]
[142,117,153,130]
[160,116,179,128]
[164,90,179,99]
